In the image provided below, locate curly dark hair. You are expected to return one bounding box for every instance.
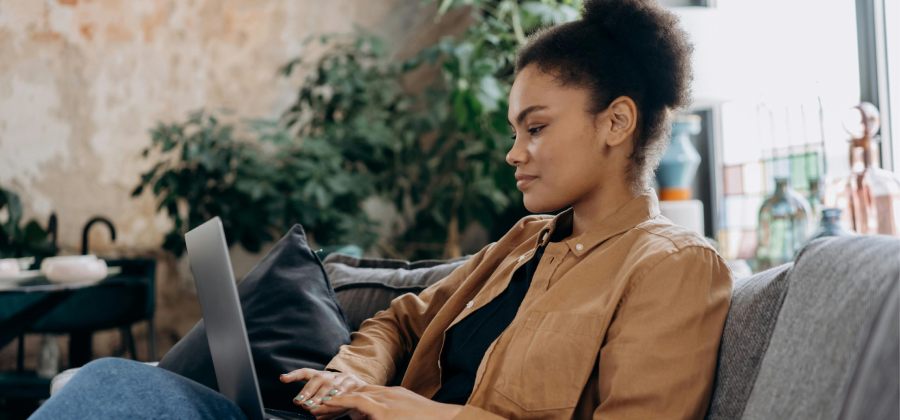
[514,0,694,195]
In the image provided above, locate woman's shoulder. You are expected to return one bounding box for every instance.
[628,215,722,260]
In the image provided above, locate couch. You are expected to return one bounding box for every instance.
[50,235,900,419]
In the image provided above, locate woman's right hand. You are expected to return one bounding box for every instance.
[280,368,369,419]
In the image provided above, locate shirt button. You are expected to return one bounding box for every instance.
[575,244,584,251]
[466,300,474,308]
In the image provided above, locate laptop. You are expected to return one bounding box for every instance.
[185,217,316,420]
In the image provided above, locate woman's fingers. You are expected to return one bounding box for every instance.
[290,370,330,408]
[304,380,342,410]
[309,375,365,418]
[279,368,371,413]
[280,368,315,383]
[320,391,366,410]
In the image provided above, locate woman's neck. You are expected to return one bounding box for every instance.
[566,183,639,240]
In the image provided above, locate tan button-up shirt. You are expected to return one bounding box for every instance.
[326,189,733,419]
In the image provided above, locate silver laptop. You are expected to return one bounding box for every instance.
[185,217,315,420]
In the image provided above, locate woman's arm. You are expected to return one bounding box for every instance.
[324,241,497,386]
[592,246,733,419]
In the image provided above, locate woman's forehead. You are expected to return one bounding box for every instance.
[509,68,587,121]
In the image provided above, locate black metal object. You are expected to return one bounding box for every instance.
[47,213,57,247]
[688,108,721,239]
[81,217,116,255]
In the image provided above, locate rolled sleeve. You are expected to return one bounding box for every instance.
[325,242,496,385]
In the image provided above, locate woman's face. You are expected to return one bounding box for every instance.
[507,65,634,213]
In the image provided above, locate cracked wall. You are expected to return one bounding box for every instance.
[0,0,470,371]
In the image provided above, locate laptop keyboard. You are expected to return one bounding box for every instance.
[265,408,317,420]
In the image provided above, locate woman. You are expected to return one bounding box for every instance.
[290,0,731,418]
[30,0,731,419]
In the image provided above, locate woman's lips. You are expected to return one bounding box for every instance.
[516,175,538,189]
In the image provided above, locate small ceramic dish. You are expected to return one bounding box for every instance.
[0,259,20,277]
[41,255,108,284]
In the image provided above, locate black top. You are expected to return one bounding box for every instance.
[430,222,570,405]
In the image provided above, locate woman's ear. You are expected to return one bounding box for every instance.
[597,96,638,148]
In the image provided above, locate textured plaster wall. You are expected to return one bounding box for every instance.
[0,0,470,371]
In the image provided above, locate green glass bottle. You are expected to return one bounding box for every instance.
[756,177,813,272]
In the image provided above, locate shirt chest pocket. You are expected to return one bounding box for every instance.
[494,310,604,411]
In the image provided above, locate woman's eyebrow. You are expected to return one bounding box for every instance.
[507,105,549,126]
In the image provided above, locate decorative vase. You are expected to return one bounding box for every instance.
[802,207,855,248]
[756,177,813,271]
[657,114,702,201]
[807,177,824,227]
[823,102,900,237]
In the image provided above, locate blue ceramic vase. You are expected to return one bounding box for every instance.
[656,115,702,200]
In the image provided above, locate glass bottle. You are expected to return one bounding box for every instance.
[802,207,856,248]
[807,178,824,226]
[823,102,900,236]
[756,177,813,271]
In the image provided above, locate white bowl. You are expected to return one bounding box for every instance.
[0,259,20,277]
[41,256,108,284]
[40,255,98,272]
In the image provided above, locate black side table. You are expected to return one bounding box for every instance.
[0,259,156,400]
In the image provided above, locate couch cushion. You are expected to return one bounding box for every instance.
[704,263,793,420]
[837,274,899,420]
[323,253,471,332]
[157,224,351,413]
[741,235,900,420]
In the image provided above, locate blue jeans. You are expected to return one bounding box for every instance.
[29,357,247,420]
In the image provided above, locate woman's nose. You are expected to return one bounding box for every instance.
[506,140,528,166]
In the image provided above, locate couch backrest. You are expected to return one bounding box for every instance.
[837,274,899,420]
[705,263,793,420]
[323,253,471,332]
[740,235,900,420]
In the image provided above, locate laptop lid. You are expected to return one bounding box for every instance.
[185,217,266,420]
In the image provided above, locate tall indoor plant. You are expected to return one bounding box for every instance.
[281,1,582,259]
[135,1,582,260]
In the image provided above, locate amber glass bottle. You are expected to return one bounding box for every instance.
[823,103,900,237]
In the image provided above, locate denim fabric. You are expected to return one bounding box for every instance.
[29,358,246,420]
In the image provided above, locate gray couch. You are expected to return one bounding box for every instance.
[51,235,900,419]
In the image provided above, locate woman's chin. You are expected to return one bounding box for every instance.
[523,193,563,214]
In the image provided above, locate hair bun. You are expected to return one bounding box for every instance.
[581,0,693,109]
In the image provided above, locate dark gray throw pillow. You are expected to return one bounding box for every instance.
[323,253,471,332]
[157,224,351,412]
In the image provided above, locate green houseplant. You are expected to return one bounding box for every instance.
[135,1,582,260]
[0,186,58,262]
[132,111,379,257]
[279,1,581,259]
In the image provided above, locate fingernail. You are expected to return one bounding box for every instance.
[294,395,305,402]
[327,389,338,395]
[303,400,314,406]
[321,396,331,401]
[310,405,320,409]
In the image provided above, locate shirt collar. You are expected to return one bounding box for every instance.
[536,188,661,257]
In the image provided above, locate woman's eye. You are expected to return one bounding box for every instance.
[509,126,544,140]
